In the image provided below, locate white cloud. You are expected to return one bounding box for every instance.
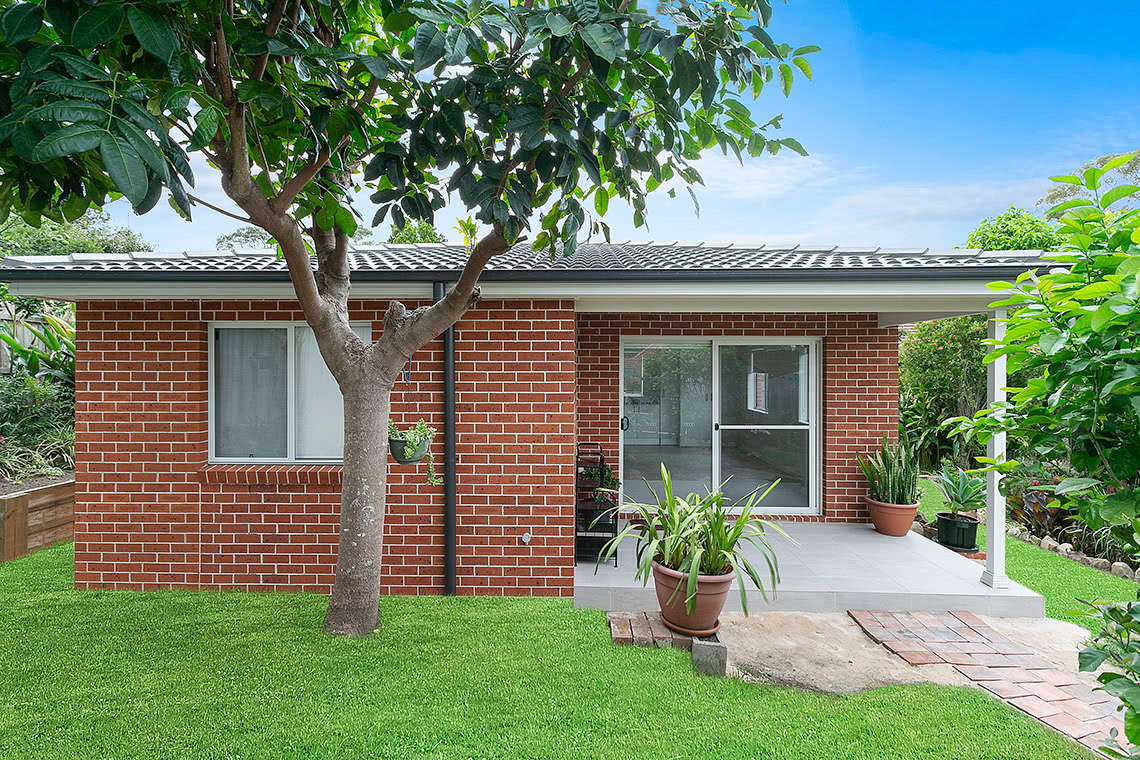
[682,152,864,200]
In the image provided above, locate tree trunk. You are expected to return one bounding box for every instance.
[322,377,392,636]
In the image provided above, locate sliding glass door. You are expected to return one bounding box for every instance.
[620,337,819,515]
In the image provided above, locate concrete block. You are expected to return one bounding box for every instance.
[692,633,727,677]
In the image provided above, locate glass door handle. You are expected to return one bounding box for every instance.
[620,416,630,431]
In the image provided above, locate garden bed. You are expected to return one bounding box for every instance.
[0,475,74,562]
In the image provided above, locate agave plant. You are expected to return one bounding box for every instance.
[857,435,920,505]
[0,313,75,386]
[933,466,986,516]
[595,464,790,614]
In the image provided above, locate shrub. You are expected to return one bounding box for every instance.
[950,157,1140,558]
[898,316,987,469]
[0,373,74,481]
[1078,598,1140,757]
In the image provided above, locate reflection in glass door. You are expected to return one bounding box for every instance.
[621,342,712,503]
[618,338,818,515]
[714,341,815,512]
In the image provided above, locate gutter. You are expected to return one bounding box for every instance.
[433,282,457,596]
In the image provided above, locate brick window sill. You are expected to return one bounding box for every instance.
[199,464,343,486]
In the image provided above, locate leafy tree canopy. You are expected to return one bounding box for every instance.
[949,156,1140,554]
[964,205,1062,252]
[217,223,374,250]
[388,219,444,243]
[1038,151,1140,219]
[0,210,150,316]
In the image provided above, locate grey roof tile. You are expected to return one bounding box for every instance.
[0,242,1051,282]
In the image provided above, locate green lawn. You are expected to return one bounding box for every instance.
[919,479,1136,632]
[0,544,1094,759]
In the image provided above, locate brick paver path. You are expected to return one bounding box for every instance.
[849,610,1125,754]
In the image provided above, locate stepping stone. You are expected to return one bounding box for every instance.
[899,649,944,666]
[981,680,1031,699]
[1041,711,1101,740]
[1008,695,1065,719]
[1021,681,1078,702]
[1035,669,1081,687]
[954,664,1004,681]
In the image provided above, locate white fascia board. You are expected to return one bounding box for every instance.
[10,276,997,313]
[8,280,432,301]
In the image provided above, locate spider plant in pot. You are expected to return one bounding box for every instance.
[857,436,920,537]
[933,465,985,552]
[387,419,441,485]
[595,464,789,637]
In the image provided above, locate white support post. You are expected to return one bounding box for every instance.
[982,307,1010,589]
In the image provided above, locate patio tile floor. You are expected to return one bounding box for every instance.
[575,522,1044,617]
[850,609,1125,755]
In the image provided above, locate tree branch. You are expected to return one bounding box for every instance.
[251,0,290,81]
[375,225,514,367]
[188,194,254,224]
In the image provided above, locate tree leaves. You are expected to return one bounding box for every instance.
[71,3,125,48]
[126,6,176,63]
[413,23,445,72]
[1101,184,1140,209]
[100,132,148,207]
[570,0,599,24]
[547,13,573,37]
[30,123,104,161]
[580,23,623,63]
[778,63,793,97]
[3,3,43,45]
[24,100,105,124]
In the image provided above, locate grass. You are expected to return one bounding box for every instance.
[0,544,1095,760]
[919,478,1136,633]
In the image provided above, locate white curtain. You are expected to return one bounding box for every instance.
[294,325,371,459]
[215,328,288,458]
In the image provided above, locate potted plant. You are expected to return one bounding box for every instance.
[933,466,986,552]
[388,419,440,484]
[597,464,788,636]
[857,436,920,537]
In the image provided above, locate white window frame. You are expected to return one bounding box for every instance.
[207,321,372,464]
[617,335,822,516]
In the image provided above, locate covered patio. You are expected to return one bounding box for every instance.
[573,520,1044,617]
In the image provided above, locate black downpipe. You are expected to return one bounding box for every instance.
[433,282,458,596]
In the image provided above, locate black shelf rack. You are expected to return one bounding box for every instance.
[574,442,618,566]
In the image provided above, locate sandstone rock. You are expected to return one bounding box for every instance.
[1040,536,1059,552]
[910,521,924,535]
[1057,542,1074,556]
[1068,552,1087,564]
[1111,562,1135,580]
[1090,558,1112,572]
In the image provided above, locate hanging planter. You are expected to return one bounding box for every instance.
[387,419,440,484]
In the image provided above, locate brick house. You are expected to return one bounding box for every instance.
[0,243,1043,609]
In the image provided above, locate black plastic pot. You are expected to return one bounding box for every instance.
[936,511,980,552]
[389,437,429,464]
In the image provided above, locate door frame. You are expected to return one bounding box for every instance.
[616,334,823,516]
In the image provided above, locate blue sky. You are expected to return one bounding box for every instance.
[108,0,1140,251]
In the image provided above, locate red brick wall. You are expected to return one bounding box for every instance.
[574,312,899,522]
[73,298,576,595]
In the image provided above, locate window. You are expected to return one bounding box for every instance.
[210,323,372,462]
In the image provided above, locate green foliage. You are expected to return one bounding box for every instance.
[598,464,786,614]
[0,372,74,481]
[0,210,150,317]
[1040,152,1140,219]
[215,226,272,251]
[932,465,985,516]
[0,311,75,385]
[949,156,1140,556]
[1078,598,1140,757]
[580,461,619,502]
[856,436,919,505]
[899,316,987,468]
[964,206,1063,251]
[388,418,439,485]
[0,0,816,258]
[387,220,444,244]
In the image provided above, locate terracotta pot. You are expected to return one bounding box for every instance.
[651,561,733,636]
[866,497,919,537]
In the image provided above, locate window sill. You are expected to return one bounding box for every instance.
[199,464,343,486]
